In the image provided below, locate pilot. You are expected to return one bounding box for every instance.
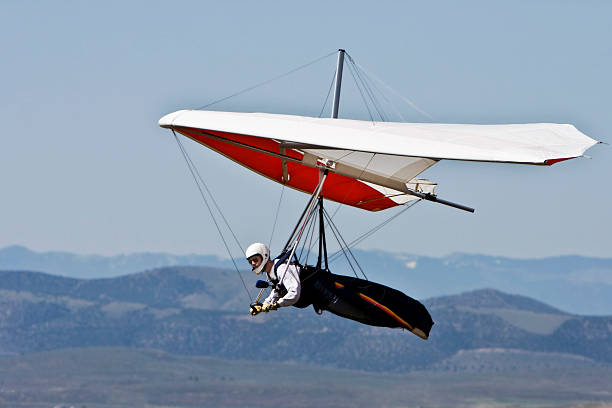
[245,242,301,315]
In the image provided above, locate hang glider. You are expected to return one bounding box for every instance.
[159,50,599,339]
[159,109,598,212]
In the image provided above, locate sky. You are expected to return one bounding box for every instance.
[0,0,610,259]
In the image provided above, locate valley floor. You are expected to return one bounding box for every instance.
[0,347,610,408]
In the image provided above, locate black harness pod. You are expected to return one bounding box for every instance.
[291,264,434,339]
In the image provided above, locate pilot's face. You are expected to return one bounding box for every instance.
[248,254,263,270]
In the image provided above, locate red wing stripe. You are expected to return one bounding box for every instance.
[545,157,575,165]
[175,127,400,212]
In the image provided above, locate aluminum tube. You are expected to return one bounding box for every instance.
[331,49,345,119]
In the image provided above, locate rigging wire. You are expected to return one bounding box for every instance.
[328,200,421,263]
[345,60,376,123]
[323,208,368,280]
[349,56,434,121]
[357,67,388,122]
[197,51,337,110]
[270,66,333,253]
[326,52,407,225]
[175,134,244,253]
[346,55,387,122]
[268,183,285,250]
[299,209,318,265]
[319,68,337,118]
[305,199,325,264]
[353,62,408,123]
[297,208,315,261]
[329,152,376,220]
[344,199,420,250]
[305,215,319,264]
[176,50,427,290]
[173,132,253,303]
[305,212,318,265]
[310,152,376,255]
[346,53,405,121]
[323,213,359,278]
[321,53,427,263]
[303,152,373,258]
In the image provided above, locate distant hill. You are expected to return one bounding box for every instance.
[0,245,231,279]
[341,250,612,316]
[2,245,611,315]
[0,268,610,372]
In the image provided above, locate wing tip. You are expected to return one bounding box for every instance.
[159,110,191,129]
[544,157,576,166]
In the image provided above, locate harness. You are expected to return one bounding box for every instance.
[265,256,294,302]
[269,252,332,313]
[270,251,301,288]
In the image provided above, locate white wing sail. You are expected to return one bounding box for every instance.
[160,110,598,211]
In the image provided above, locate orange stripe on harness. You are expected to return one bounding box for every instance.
[334,282,344,289]
[358,292,413,330]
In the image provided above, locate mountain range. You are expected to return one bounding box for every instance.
[0,266,610,372]
[1,245,611,315]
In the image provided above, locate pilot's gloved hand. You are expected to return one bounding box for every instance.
[262,301,278,312]
[250,304,263,316]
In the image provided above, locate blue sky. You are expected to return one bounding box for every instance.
[0,1,610,259]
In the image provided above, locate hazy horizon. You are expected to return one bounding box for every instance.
[3,243,612,261]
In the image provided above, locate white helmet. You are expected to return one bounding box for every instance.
[245,242,270,275]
